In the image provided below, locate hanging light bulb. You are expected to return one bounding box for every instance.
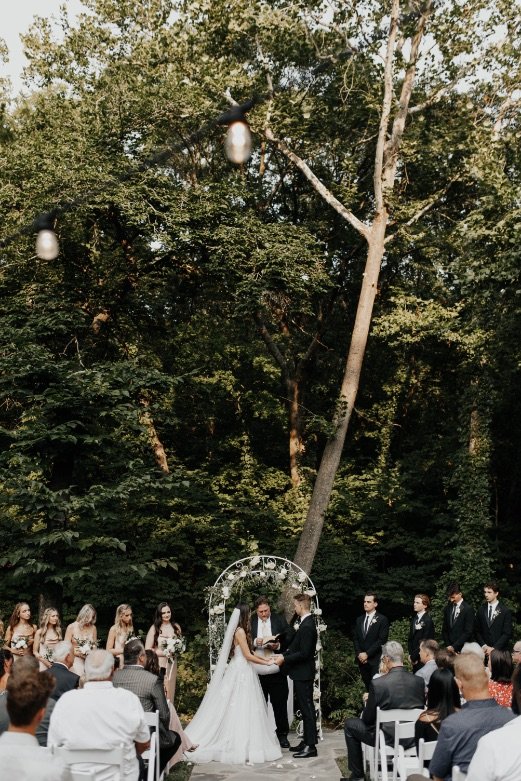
[217,99,255,165]
[34,212,59,260]
[225,121,252,164]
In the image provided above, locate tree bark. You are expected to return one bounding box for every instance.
[139,398,170,473]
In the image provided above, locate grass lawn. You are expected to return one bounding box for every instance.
[165,761,194,781]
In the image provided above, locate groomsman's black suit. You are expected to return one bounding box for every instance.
[48,662,80,701]
[475,601,513,651]
[251,612,293,742]
[408,612,435,670]
[281,614,318,749]
[442,600,475,652]
[354,612,389,690]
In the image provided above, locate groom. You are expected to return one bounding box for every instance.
[251,595,293,749]
[274,593,318,759]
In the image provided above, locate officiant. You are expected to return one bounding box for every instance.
[251,595,293,749]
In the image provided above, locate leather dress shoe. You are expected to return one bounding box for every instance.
[289,741,305,751]
[293,745,317,758]
[278,736,290,748]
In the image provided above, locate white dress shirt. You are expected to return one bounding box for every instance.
[0,731,69,780]
[467,715,521,781]
[48,681,149,781]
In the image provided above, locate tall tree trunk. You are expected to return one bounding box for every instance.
[139,398,170,473]
[288,377,303,488]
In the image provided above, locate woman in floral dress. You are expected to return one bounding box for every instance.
[34,608,62,670]
[64,604,97,677]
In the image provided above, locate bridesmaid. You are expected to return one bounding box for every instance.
[106,604,134,669]
[145,602,182,703]
[65,604,97,677]
[34,608,62,670]
[4,602,36,661]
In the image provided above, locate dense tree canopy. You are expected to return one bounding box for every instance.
[1,0,520,716]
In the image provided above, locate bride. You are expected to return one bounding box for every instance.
[185,603,283,765]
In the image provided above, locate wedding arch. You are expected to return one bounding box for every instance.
[206,554,327,739]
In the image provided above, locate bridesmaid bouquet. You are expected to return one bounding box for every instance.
[13,637,29,650]
[161,636,186,661]
[74,638,97,656]
[42,647,55,662]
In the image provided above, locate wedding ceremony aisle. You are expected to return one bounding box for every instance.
[187,730,346,780]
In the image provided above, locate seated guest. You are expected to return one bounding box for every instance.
[113,639,181,773]
[343,641,425,781]
[487,649,513,707]
[467,664,521,781]
[415,640,439,689]
[429,651,515,780]
[48,641,80,701]
[512,640,521,668]
[435,648,456,673]
[461,642,485,661]
[0,656,56,746]
[415,668,461,748]
[48,649,150,781]
[0,666,68,780]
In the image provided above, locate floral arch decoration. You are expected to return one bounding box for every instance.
[206,554,327,740]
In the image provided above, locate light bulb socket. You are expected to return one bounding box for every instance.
[34,212,56,233]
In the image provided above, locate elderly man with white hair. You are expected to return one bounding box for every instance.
[342,641,425,781]
[47,641,79,701]
[48,649,150,781]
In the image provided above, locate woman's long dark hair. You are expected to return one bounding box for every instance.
[236,603,253,650]
[8,603,30,633]
[152,601,180,647]
[144,649,160,677]
[490,649,514,683]
[0,649,13,677]
[425,668,461,722]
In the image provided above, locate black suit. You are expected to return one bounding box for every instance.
[475,601,513,651]
[407,612,435,669]
[442,600,475,652]
[282,615,317,747]
[344,666,426,778]
[113,665,180,772]
[251,612,293,740]
[354,612,390,689]
[48,662,79,701]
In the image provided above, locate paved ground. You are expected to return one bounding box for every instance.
[187,730,346,780]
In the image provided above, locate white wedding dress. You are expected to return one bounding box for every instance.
[185,612,282,765]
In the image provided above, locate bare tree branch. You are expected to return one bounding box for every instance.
[385,175,459,244]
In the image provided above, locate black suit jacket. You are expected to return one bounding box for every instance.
[251,612,293,654]
[475,601,513,650]
[48,662,79,701]
[442,601,475,652]
[113,665,171,747]
[408,613,435,665]
[282,615,317,681]
[354,612,390,664]
[362,666,426,729]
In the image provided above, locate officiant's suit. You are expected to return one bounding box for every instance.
[354,612,389,690]
[281,614,318,750]
[441,600,475,652]
[475,601,512,650]
[251,611,293,743]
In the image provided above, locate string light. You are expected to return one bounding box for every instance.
[34,213,59,260]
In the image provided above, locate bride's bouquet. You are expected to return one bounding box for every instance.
[160,636,186,662]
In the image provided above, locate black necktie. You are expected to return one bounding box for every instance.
[488,605,493,625]
[364,615,370,636]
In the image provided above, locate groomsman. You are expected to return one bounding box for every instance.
[475,581,512,655]
[442,582,475,652]
[251,596,293,749]
[353,593,389,690]
[274,593,318,759]
[408,594,435,672]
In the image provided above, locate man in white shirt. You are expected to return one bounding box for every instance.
[48,649,150,781]
[0,666,68,780]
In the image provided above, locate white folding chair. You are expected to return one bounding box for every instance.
[418,738,437,768]
[52,745,125,780]
[453,766,467,781]
[379,730,391,781]
[143,710,163,781]
[146,731,156,781]
[390,720,418,781]
[372,708,424,781]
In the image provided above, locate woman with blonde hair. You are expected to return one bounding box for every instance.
[64,604,97,676]
[34,608,62,670]
[106,604,134,669]
[4,602,36,661]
